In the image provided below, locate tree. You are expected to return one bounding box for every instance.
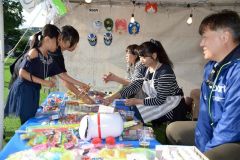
[3,0,25,55]
[3,0,24,33]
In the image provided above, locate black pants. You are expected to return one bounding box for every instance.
[131,98,188,127]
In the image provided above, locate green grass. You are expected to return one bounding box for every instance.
[3,57,48,146]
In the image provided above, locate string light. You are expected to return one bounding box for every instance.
[187,13,193,25]
[186,4,193,25]
[130,14,135,23]
[130,0,136,23]
[85,0,92,3]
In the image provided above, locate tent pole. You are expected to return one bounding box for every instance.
[0,0,5,149]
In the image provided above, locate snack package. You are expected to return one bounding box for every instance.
[94,148,155,160]
[36,93,65,117]
[122,129,140,141]
[64,101,99,114]
[113,99,131,112]
[7,147,86,160]
[66,90,96,104]
[58,114,86,124]
[119,110,135,121]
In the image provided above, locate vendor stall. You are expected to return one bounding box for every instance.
[0,91,160,159]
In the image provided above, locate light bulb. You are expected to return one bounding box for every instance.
[130,14,135,23]
[85,0,92,3]
[187,14,193,25]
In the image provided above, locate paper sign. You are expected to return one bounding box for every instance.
[98,105,115,113]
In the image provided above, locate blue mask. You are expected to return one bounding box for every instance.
[104,32,113,46]
[128,21,140,35]
[88,33,97,46]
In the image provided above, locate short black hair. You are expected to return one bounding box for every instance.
[199,10,240,43]
[61,25,80,47]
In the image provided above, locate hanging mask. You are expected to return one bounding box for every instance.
[128,21,140,35]
[93,20,103,31]
[103,32,113,46]
[115,19,127,34]
[88,33,97,46]
[104,18,114,32]
[145,2,158,14]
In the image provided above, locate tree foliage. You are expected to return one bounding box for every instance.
[3,0,24,34]
[3,0,26,55]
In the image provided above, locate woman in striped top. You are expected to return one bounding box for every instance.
[103,44,140,85]
[104,39,187,125]
[103,44,144,98]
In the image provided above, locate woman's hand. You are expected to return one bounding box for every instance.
[125,98,143,106]
[77,90,95,104]
[50,76,57,83]
[80,83,90,92]
[102,96,115,106]
[103,72,118,83]
[43,80,56,88]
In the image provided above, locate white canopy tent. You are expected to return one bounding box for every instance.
[55,0,240,96]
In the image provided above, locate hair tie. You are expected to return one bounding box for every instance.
[36,31,42,41]
[38,35,42,41]
[150,39,158,46]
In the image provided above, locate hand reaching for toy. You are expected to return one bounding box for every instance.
[80,83,90,92]
[77,90,95,104]
[44,80,56,88]
[49,76,57,83]
[102,96,115,106]
[124,98,143,106]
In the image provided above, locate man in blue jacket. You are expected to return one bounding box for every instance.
[166,10,240,160]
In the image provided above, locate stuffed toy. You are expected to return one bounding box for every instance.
[79,113,124,141]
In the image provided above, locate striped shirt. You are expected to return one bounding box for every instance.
[126,61,141,81]
[120,63,183,106]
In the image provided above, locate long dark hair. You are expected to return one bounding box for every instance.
[137,39,173,67]
[126,44,139,63]
[30,24,60,49]
[61,25,80,48]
